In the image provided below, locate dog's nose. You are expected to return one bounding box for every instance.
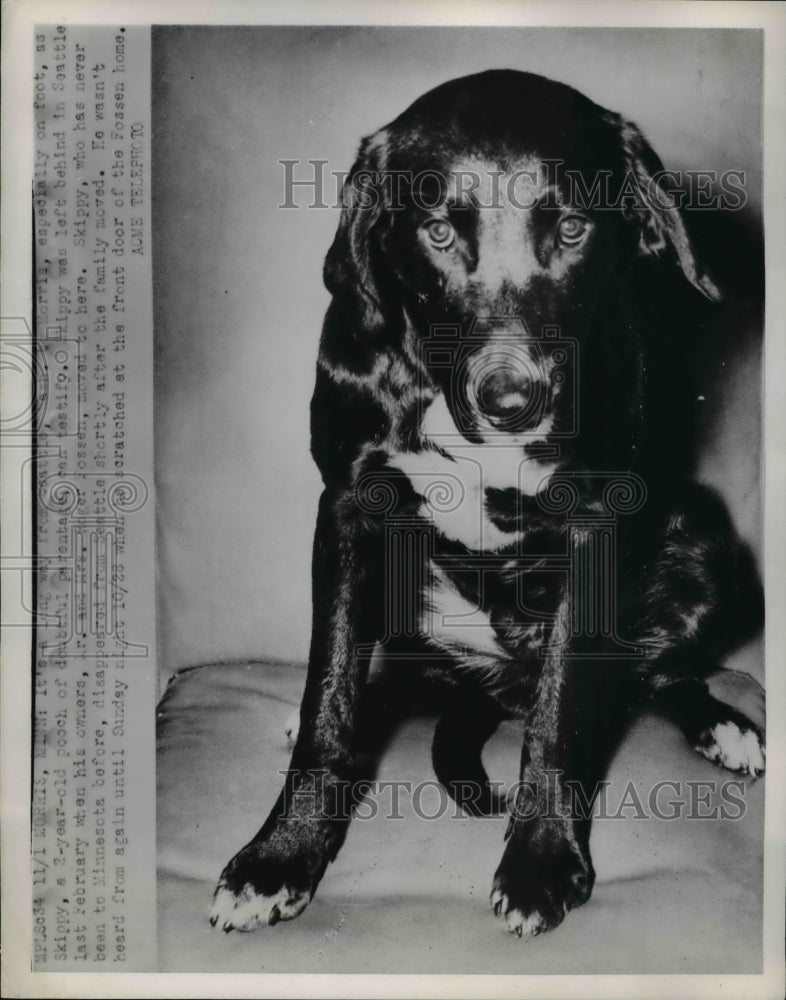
[475,367,546,430]
[478,369,531,416]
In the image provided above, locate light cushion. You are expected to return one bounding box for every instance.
[157,653,763,973]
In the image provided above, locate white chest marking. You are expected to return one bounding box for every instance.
[389,394,556,551]
[421,564,503,657]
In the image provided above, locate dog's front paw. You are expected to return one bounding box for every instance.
[210,879,310,932]
[209,844,314,932]
[490,836,594,939]
[694,719,765,777]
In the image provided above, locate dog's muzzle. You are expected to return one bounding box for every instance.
[467,345,551,433]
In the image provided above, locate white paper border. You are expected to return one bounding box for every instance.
[2,2,784,998]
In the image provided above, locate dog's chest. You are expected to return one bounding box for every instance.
[388,394,556,552]
[382,394,559,663]
[417,561,549,683]
[420,562,505,658]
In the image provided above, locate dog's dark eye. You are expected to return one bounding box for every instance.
[558,215,589,247]
[424,219,456,250]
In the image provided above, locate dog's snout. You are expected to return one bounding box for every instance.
[470,353,549,431]
[477,368,534,419]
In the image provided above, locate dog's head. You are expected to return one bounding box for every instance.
[325,70,719,449]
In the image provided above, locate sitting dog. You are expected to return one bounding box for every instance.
[210,70,764,938]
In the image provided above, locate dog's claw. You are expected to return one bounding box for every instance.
[490,842,594,940]
[209,879,310,932]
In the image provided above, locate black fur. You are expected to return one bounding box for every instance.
[211,70,763,937]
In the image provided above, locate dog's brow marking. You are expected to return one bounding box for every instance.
[389,394,555,551]
[446,156,546,208]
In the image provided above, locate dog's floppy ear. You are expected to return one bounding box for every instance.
[606,112,721,301]
[324,128,399,337]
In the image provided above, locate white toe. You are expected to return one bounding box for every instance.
[209,882,308,932]
[696,721,765,777]
[490,888,545,939]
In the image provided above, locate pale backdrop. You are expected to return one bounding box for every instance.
[152,26,763,678]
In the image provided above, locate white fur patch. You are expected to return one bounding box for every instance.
[209,881,309,932]
[696,721,765,777]
[389,394,556,551]
[490,887,545,939]
[421,563,502,656]
[422,393,556,477]
[504,908,545,938]
[679,608,704,639]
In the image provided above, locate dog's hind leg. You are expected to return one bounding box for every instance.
[625,484,765,776]
[432,691,506,816]
[651,675,765,776]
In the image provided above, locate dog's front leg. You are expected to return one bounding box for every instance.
[210,489,382,931]
[490,594,639,938]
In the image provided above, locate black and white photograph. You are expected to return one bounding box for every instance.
[155,22,768,974]
[2,2,786,997]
